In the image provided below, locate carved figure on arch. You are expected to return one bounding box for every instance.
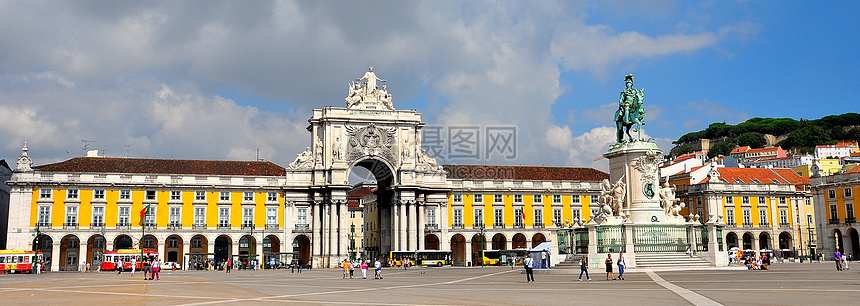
[288,147,314,170]
[598,176,626,218]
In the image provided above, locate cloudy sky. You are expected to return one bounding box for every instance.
[1,1,858,173]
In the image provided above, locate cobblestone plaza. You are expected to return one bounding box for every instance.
[0,263,856,305]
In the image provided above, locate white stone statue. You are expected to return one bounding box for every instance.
[659,181,677,216]
[289,147,314,170]
[333,137,343,161]
[598,176,626,218]
[357,66,385,96]
[314,137,323,161]
[380,85,393,110]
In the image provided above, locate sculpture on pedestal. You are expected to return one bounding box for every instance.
[346,67,394,110]
[597,176,627,221]
[614,74,646,143]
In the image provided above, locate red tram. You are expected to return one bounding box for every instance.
[0,250,42,274]
[100,249,158,271]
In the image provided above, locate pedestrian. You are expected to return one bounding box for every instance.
[578,255,590,281]
[524,255,535,283]
[843,253,850,270]
[226,259,232,273]
[143,257,152,280]
[348,260,355,278]
[835,251,843,271]
[617,252,625,280]
[342,259,349,279]
[36,261,42,274]
[291,260,295,273]
[541,251,548,268]
[131,257,137,276]
[361,260,368,279]
[117,259,123,275]
[374,258,383,279]
[605,254,614,280]
[152,257,161,280]
[298,260,303,273]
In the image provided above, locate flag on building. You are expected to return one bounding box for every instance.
[140,203,150,219]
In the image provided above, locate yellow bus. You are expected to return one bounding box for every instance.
[389,251,416,267]
[482,249,530,266]
[390,250,452,267]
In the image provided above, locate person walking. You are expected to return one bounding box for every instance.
[605,254,615,281]
[374,258,383,279]
[361,260,368,279]
[524,255,535,283]
[578,255,591,281]
[226,259,232,273]
[348,260,355,279]
[130,257,136,276]
[843,253,849,270]
[151,257,161,280]
[835,251,843,271]
[117,259,123,275]
[617,252,626,280]
[143,257,152,280]
[342,259,349,279]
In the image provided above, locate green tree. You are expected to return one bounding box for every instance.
[708,141,735,159]
[734,132,767,149]
[672,144,694,157]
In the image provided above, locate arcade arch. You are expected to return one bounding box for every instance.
[60,234,80,271]
[512,233,527,249]
[758,232,771,251]
[86,235,106,268]
[114,235,133,249]
[492,233,507,250]
[451,234,466,265]
[425,234,440,250]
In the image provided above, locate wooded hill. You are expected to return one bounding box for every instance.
[672,113,860,158]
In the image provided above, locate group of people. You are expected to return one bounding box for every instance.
[524,252,626,283]
[834,251,851,271]
[341,258,384,279]
[115,255,161,280]
[743,254,771,270]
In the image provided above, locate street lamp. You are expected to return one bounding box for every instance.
[478,222,485,267]
[32,223,41,274]
[349,224,356,261]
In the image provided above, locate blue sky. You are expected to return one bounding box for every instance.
[1,1,858,172]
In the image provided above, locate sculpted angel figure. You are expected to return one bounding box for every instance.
[659,181,677,216]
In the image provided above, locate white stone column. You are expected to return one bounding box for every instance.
[182,239,191,267]
[312,202,322,260]
[255,240,264,269]
[50,241,60,272]
[399,201,408,251]
[466,240,473,266]
[321,201,330,267]
[339,201,349,260]
[158,241,166,262]
[283,202,294,257]
[207,237,215,261]
[418,203,426,250]
[232,239,240,262]
[410,202,418,251]
[392,201,400,251]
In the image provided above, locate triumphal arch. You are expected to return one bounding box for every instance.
[283,67,450,268]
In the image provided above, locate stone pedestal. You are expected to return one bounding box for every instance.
[604,141,663,224]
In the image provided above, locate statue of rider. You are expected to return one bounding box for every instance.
[614,74,645,143]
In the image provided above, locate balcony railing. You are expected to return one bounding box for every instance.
[265,224,278,230]
[167,223,181,230]
[91,222,105,229]
[116,223,130,229]
[847,217,856,223]
[830,218,841,224]
[241,224,255,230]
[36,222,51,228]
[143,223,157,230]
[514,223,525,229]
[452,224,465,229]
[217,224,231,229]
[534,223,545,228]
[294,224,310,232]
[742,223,753,228]
[192,223,206,229]
[63,222,78,229]
[473,222,485,229]
[493,222,505,228]
[424,224,438,230]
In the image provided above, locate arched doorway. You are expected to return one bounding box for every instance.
[532,233,546,247]
[833,229,844,253]
[238,235,256,268]
[451,234,466,266]
[424,234,440,250]
[142,235,158,251]
[849,228,860,257]
[292,235,311,266]
[165,235,183,265]
[348,157,398,261]
[189,235,208,269]
[86,235,106,270]
[512,233,527,249]
[215,235,232,263]
[115,235,133,249]
[60,234,80,271]
[726,232,739,249]
[263,235,280,268]
[471,234,486,265]
[778,232,793,250]
[34,235,53,271]
[742,232,754,251]
[492,233,507,250]
[758,232,771,251]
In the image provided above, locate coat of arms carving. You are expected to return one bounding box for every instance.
[345,123,398,164]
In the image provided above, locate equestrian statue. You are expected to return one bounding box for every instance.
[614,74,646,143]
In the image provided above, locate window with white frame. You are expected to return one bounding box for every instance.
[846,188,853,198]
[591,208,599,218]
[67,189,79,199]
[297,208,307,225]
[169,207,181,226]
[144,206,156,226]
[453,208,463,226]
[726,196,734,204]
[220,192,230,201]
[847,203,855,220]
[533,195,542,203]
[118,206,130,226]
[120,190,131,200]
[194,207,206,226]
[759,208,768,226]
[494,194,502,203]
[807,214,813,225]
[37,206,51,226]
[553,208,562,225]
[93,189,105,200]
[267,192,277,202]
[65,205,78,225]
[145,190,156,200]
[779,197,786,205]
[779,209,788,225]
[514,194,523,203]
[726,208,735,225]
[829,190,836,199]
[572,195,580,203]
[474,208,483,226]
[742,208,751,226]
[806,198,811,206]
[195,191,206,201]
[219,207,230,227]
[474,194,483,203]
[92,206,104,226]
[428,208,436,225]
[494,208,503,226]
[39,189,52,199]
[553,195,561,203]
[244,192,254,201]
[742,196,750,204]
[533,208,542,225]
[514,208,524,227]
[453,194,462,203]
[831,203,839,221]
[242,207,254,227]
[267,207,277,226]
[350,211,356,218]
[572,209,581,221]
[758,196,765,204]
[170,191,181,201]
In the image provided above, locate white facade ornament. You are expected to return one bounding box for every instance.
[288,147,315,170]
[632,150,660,187]
[345,123,398,164]
[346,67,394,110]
[598,176,626,218]
[416,149,444,172]
[15,140,33,172]
[332,137,343,161]
[659,180,677,216]
[707,164,720,182]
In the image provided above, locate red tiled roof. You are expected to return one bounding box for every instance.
[442,165,609,181]
[730,146,750,154]
[716,167,790,184]
[35,157,285,176]
[771,168,810,184]
[847,166,860,174]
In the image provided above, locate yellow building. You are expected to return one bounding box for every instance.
[6,155,287,271]
[811,166,860,259]
[793,158,845,177]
